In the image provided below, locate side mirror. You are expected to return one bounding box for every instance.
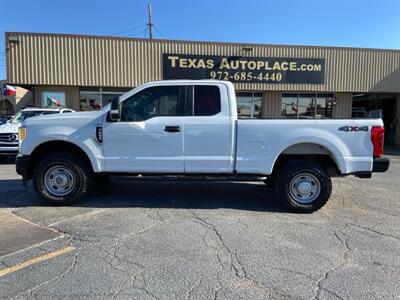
[109,97,120,121]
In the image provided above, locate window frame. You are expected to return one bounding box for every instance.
[79,88,126,111]
[185,85,222,117]
[281,93,334,119]
[236,92,263,119]
[41,91,66,109]
[118,85,185,122]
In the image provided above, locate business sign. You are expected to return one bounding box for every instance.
[163,53,325,84]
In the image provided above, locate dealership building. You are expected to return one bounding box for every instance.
[4,32,400,146]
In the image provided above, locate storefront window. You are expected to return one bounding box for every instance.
[79,90,125,111]
[281,94,298,118]
[236,92,263,119]
[282,93,333,118]
[298,94,316,118]
[102,93,123,107]
[42,92,66,108]
[316,94,333,118]
[80,91,101,111]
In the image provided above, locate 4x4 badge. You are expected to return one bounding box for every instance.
[338,126,369,132]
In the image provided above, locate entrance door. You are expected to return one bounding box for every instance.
[352,93,396,145]
[103,85,185,173]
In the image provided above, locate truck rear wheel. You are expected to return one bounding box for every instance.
[33,153,92,205]
[274,160,332,213]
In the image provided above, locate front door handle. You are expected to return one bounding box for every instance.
[164,126,180,133]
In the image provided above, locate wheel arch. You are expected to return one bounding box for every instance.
[270,142,344,177]
[26,140,95,180]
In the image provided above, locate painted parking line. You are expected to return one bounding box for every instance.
[48,208,109,227]
[0,245,76,278]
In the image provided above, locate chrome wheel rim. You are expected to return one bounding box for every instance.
[289,173,321,204]
[44,165,76,197]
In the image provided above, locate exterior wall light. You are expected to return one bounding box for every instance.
[7,36,20,44]
[242,45,253,52]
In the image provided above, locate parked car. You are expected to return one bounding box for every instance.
[16,80,389,212]
[352,108,383,119]
[0,107,74,160]
[0,117,7,125]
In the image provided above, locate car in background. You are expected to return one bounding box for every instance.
[352,108,383,119]
[0,117,8,125]
[0,107,74,160]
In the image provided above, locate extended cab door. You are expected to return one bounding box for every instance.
[102,85,185,173]
[183,84,235,173]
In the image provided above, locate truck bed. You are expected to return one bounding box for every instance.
[235,118,383,175]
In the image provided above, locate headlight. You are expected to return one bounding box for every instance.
[18,127,27,143]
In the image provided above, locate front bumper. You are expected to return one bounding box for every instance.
[16,154,30,186]
[0,146,18,156]
[372,156,390,173]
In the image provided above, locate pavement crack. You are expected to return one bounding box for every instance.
[348,222,400,241]
[110,269,146,299]
[184,278,202,300]
[189,210,289,299]
[109,208,178,258]
[271,266,314,281]
[312,229,350,300]
[131,285,159,300]
[189,210,239,275]
[11,247,80,300]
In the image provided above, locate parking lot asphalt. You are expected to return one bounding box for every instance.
[0,155,399,300]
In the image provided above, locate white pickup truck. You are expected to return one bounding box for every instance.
[16,80,389,212]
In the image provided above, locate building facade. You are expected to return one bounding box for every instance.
[4,32,400,145]
[0,79,33,117]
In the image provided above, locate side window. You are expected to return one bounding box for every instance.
[120,86,179,122]
[42,111,59,115]
[193,86,221,116]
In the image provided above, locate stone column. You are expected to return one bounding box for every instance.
[263,91,281,118]
[332,92,352,119]
[395,93,400,147]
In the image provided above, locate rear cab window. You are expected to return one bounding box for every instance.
[186,85,221,116]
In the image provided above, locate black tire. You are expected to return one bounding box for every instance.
[33,153,92,205]
[274,160,332,213]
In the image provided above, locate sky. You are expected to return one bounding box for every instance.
[1,0,399,80]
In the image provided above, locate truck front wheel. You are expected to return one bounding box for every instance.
[274,160,332,213]
[33,153,92,205]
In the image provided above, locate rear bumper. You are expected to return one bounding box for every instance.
[352,156,389,178]
[16,154,30,186]
[372,156,390,173]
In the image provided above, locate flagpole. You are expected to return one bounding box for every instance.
[2,85,4,117]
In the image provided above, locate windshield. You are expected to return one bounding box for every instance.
[10,110,58,124]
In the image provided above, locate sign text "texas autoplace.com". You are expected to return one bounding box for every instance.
[162,54,325,84]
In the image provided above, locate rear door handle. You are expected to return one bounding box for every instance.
[164,126,180,133]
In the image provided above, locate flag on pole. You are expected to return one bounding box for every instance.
[2,84,16,97]
[47,97,62,107]
[291,102,298,112]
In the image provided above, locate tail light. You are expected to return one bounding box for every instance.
[371,126,384,158]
